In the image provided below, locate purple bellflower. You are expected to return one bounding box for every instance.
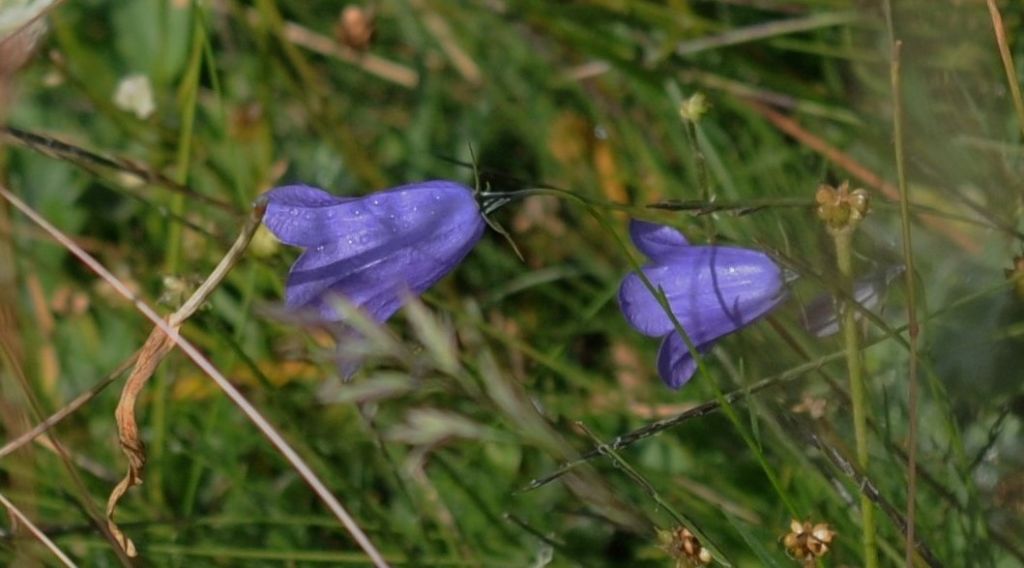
[262,180,486,324]
[802,264,905,337]
[618,220,786,389]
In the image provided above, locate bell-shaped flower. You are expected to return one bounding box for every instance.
[618,220,786,389]
[802,264,905,337]
[262,180,486,323]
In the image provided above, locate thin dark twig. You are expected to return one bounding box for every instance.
[519,350,845,492]
[0,356,135,459]
[0,125,236,214]
[805,430,942,568]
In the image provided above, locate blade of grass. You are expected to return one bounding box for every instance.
[674,12,862,56]
[0,490,77,567]
[882,10,921,564]
[985,0,1024,140]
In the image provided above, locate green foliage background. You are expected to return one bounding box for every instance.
[1,0,1023,566]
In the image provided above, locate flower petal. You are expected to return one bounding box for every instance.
[803,264,905,337]
[619,245,785,339]
[657,333,713,389]
[275,180,485,322]
[629,219,689,261]
[262,185,357,246]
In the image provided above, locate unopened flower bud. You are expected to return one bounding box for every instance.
[335,5,375,51]
[679,93,709,123]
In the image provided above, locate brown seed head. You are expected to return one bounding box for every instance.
[816,181,870,234]
[336,5,376,51]
[660,526,713,567]
[782,519,836,562]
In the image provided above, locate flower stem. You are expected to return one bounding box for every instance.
[833,228,877,568]
[682,120,715,242]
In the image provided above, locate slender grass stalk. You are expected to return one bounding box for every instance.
[888,39,921,568]
[882,3,920,563]
[150,6,206,509]
[165,10,205,275]
[0,491,77,567]
[671,87,716,240]
[832,224,877,568]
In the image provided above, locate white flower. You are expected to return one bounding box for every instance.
[113,74,155,119]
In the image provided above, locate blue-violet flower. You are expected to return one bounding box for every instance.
[802,264,905,337]
[262,180,486,323]
[618,220,786,389]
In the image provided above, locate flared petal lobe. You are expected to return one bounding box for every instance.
[629,220,689,261]
[262,180,485,322]
[657,334,713,389]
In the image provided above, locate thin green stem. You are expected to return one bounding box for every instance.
[889,39,921,568]
[682,120,715,241]
[833,227,877,568]
[150,6,206,509]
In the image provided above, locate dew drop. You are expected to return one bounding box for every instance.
[315,245,325,252]
[372,199,380,206]
[326,211,335,219]
[289,208,299,216]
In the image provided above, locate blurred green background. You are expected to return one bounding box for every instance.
[1,0,1023,565]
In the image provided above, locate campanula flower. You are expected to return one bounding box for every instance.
[262,180,486,323]
[802,264,904,337]
[618,220,786,389]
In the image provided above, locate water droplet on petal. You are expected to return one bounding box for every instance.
[372,199,380,206]
[315,245,325,252]
[289,208,298,216]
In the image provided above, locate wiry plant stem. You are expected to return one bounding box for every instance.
[833,227,877,568]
